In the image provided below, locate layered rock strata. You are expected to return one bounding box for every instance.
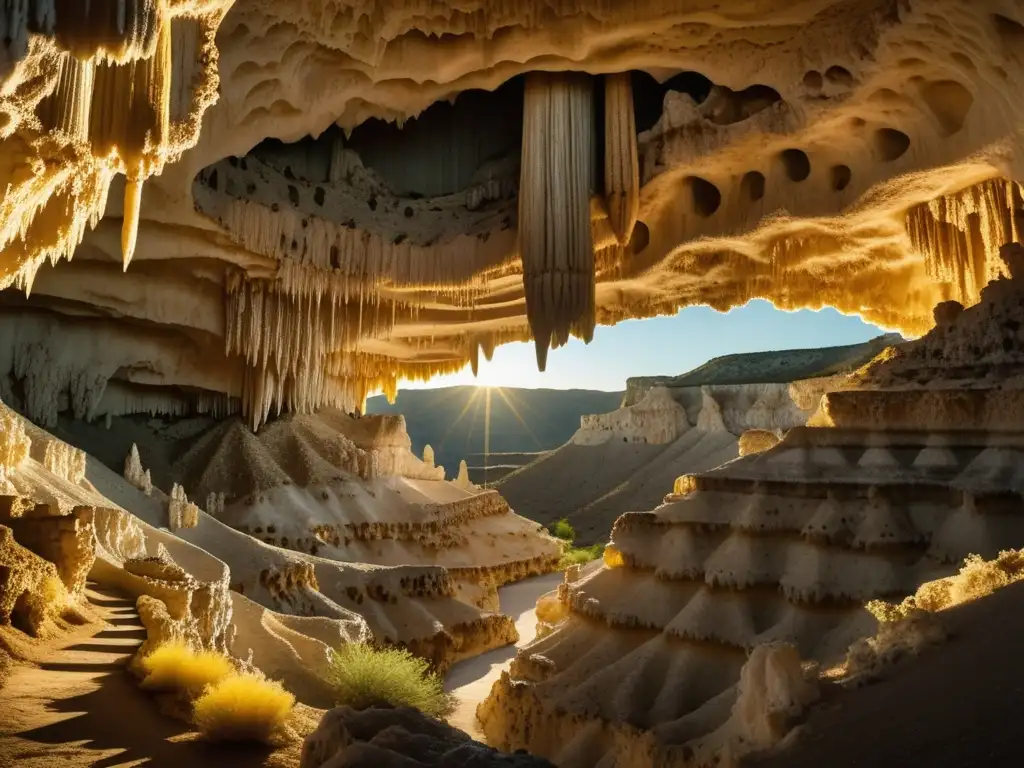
[480,249,1024,766]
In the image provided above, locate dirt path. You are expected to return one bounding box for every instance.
[0,585,272,768]
[444,571,564,740]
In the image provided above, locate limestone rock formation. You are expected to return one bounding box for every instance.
[480,254,1024,766]
[91,410,563,608]
[1,3,1022,429]
[500,338,880,543]
[574,387,689,446]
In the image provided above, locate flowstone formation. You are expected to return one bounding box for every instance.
[479,251,1024,766]
[2,1,1024,430]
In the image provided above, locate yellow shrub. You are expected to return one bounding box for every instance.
[140,641,234,696]
[193,672,295,743]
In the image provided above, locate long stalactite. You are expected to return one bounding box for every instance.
[518,70,596,371]
[604,72,639,247]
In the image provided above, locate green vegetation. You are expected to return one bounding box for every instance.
[547,517,604,568]
[550,518,576,541]
[324,643,454,718]
[560,543,605,568]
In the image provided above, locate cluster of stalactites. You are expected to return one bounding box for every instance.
[0,0,228,293]
[906,178,1024,305]
[220,197,511,293]
[517,71,639,370]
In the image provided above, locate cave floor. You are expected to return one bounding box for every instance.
[444,570,565,740]
[0,586,296,768]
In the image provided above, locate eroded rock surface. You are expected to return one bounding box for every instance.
[480,250,1024,766]
[0,3,1021,429]
[301,706,556,768]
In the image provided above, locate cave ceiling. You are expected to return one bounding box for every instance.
[2,0,1024,429]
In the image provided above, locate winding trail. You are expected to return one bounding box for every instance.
[0,585,270,768]
[444,571,564,740]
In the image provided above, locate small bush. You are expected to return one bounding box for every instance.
[325,643,453,718]
[140,641,234,696]
[193,672,295,743]
[550,518,576,541]
[559,543,604,569]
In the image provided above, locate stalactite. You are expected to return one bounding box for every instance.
[906,178,1023,305]
[121,178,144,269]
[0,1,230,293]
[470,338,480,376]
[519,71,596,371]
[481,333,496,362]
[217,196,513,290]
[604,72,639,246]
[36,55,95,142]
[169,16,201,123]
[52,0,162,63]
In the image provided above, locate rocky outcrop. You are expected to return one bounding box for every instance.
[480,249,1024,766]
[0,525,63,634]
[2,508,96,596]
[574,387,689,445]
[91,505,234,656]
[301,706,556,768]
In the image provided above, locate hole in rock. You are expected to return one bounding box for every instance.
[780,149,811,182]
[830,165,852,191]
[629,220,651,254]
[741,171,766,202]
[992,14,1024,48]
[632,71,713,132]
[825,65,855,87]
[919,79,974,136]
[631,72,781,131]
[803,71,823,91]
[686,177,722,217]
[874,128,911,161]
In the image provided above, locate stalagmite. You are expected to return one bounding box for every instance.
[604,72,639,246]
[124,443,153,495]
[518,71,596,371]
[169,482,200,529]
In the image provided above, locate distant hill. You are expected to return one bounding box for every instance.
[365,387,623,478]
[624,333,901,404]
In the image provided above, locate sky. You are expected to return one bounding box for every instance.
[398,300,891,392]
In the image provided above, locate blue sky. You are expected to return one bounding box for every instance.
[399,300,890,392]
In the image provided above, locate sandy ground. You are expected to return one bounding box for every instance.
[750,580,1024,768]
[0,586,282,768]
[444,571,564,739]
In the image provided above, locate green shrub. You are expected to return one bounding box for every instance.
[559,543,604,569]
[550,518,576,542]
[324,643,453,718]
